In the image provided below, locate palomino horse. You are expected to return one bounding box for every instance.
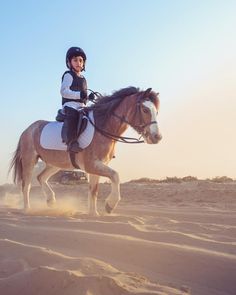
[9,87,162,215]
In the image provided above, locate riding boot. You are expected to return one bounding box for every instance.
[77,110,84,136]
[63,107,82,153]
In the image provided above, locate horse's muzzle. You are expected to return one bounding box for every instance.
[143,131,162,144]
[150,133,162,144]
[154,133,162,143]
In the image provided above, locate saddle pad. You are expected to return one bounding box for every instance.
[40,111,95,151]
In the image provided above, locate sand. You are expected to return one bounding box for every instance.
[0,181,236,295]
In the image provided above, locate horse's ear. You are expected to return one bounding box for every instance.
[143,88,152,97]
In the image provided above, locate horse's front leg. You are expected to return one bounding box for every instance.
[86,161,120,214]
[88,174,100,216]
[105,169,120,214]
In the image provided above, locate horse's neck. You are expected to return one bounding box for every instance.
[108,95,135,136]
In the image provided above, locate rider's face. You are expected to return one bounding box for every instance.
[70,56,84,73]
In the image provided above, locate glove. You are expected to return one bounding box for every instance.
[80,90,87,103]
[88,92,95,101]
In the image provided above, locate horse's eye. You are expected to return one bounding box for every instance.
[143,107,149,114]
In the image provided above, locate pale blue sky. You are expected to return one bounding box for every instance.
[1,0,236,183]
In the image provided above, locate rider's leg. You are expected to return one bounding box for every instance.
[63,106,81,153]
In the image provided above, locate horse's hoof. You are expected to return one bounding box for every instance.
[105,202,113,214]
[47,199,56,208]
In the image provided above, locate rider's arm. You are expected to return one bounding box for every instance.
[60,73,81,100]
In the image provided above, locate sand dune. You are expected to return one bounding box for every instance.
[0,181,236,294]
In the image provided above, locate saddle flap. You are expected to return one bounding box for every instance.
[40,111,95,151]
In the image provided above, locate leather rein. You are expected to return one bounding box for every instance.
[87,92,157,144]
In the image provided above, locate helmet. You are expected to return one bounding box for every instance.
[66,47,87,70]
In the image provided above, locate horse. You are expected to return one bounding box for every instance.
[9,87,162,216]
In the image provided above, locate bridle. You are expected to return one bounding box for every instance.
[87,88,158,144]
[112,92,158,135]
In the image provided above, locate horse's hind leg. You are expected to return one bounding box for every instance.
[37,165,60,207]
[21,154,38,210]
[88,174,100,216]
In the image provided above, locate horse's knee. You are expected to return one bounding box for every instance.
[37,173,48,187]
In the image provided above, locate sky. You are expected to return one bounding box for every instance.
[1,0,236,184]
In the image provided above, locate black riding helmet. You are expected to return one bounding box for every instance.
[66,47,87,71]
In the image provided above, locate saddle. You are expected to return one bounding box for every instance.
[55,108,88,143]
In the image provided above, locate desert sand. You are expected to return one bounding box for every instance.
[0,180,236,295]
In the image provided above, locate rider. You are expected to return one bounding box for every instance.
[61,46,89,153]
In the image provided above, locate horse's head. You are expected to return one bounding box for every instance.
[133,88,162,144]
[90,86,162,144]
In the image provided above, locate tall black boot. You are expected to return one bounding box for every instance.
[63,107,82,153]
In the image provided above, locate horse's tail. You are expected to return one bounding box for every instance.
[8,138,23,184]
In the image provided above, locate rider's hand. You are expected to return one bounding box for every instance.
[88,92,95,101]
[80,90,87,103]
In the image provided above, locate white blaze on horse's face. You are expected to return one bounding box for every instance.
[142,100,162,144]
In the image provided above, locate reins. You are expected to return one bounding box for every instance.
[87,89,103,102]
[85,89,157,144]
[86,114,144,144]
